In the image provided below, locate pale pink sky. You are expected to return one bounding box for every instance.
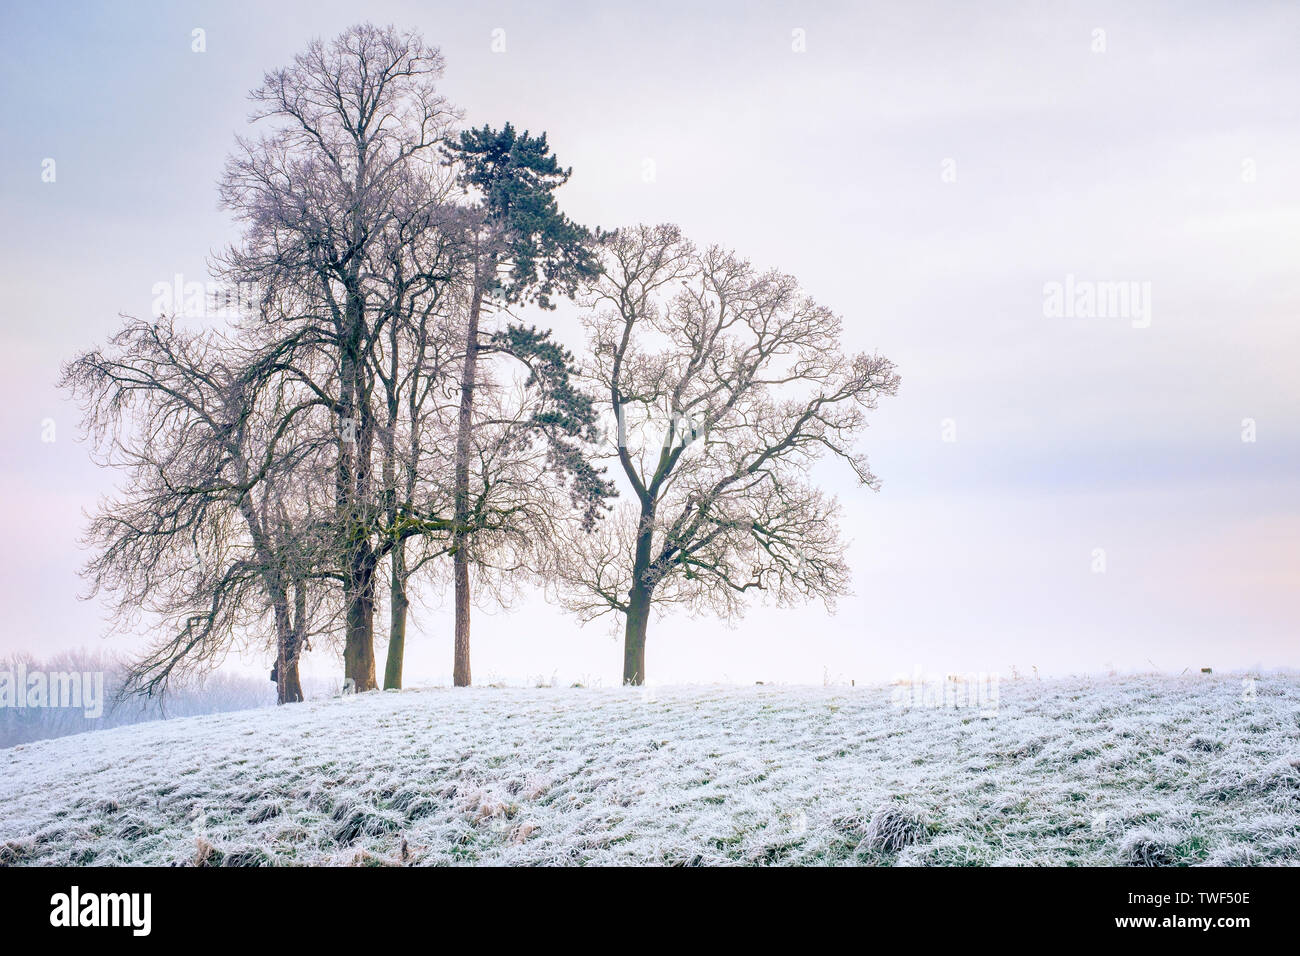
[1,0,1296,686]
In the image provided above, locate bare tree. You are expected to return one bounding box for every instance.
[367,174,466,689]
[215,23,458,691]
[556,224,901,684]
[61,319,335,703]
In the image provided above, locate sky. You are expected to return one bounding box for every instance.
[0,0,1297,688]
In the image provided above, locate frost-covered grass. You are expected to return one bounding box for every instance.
[1,674,1298,866]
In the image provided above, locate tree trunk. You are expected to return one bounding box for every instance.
[273,600,293,704]
[285,582,306,703]
[452,550,471,686]
[277,654,305,704]
[384,542,408,690]
[623,585,651,686]
[337,281,378,692]
[451,275,484,688]
[343,549,377,691]
[273,586,305,705]
[623,507,657,685]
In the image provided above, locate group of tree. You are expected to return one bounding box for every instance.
[61,24,899,701]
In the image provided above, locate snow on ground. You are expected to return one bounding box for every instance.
[1,674,1298,866]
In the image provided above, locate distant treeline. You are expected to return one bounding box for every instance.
[0,649,277,748]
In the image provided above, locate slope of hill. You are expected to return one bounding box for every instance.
[1,674,1297,866]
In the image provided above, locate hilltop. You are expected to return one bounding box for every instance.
[1,674,1297,866]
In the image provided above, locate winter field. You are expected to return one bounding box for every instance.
[2,673,1298,867]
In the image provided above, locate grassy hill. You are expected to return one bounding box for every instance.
[2,674,1298,866]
